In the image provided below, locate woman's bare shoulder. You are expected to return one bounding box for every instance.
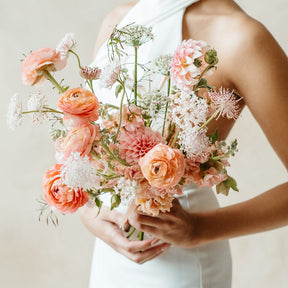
[93,1,137,57]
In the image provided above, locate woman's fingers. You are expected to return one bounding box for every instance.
[121,242,171,264]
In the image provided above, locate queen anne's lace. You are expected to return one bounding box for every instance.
[61,152,99,190]
[115,177,137,206]
[27,92,47,122]
[7,94,23,130]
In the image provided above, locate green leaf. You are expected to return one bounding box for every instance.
[208,128,219,144]
[216,182,230,196]
[110,194,121,210]
[225,176,239,192]
[95,197,103,216]
[115,84,123,98]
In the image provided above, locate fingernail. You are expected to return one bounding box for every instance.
[151,238,160,245]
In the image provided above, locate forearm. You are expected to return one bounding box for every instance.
[195,182,288,245]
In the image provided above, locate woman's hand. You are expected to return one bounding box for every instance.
[128,199,199,248]
[80,205,171,264]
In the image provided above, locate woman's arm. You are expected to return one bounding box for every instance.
[129,19,288,248]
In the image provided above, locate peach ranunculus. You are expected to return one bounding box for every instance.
[139,144,185,189]
[59,124,98,160]
[21,48,66,86]
[43,164,90,214]
[57,87,100,127]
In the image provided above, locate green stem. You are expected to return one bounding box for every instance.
[162,75,171,137]
[198,108,220,131]
[86,80,95,95]
[193,64,213,92]
[134,46,138,105]
[23,109,63,115]
[126,227,136,239]
[42,70,64,93]
[170,126,180,148]
[210,152,230,161]
[113,85,126,143]
[138,231,144,241]
[68,49,82,69]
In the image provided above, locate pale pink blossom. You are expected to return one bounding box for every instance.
[208,88,242,120]
[118,127,163,165]
[56,33,77,60]
[120,104,145,132]
[100,62,121,88]
[114,163,143,180]
[170,40,209,92]
[198,167,228,188]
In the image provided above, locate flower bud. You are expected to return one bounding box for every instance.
[204,49,218,65]
[111,194,121,210]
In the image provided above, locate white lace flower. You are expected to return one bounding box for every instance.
[61,152,100,190]
[153,54,173,76]
[171,91,208,127]
[6,94,23,130]
[115,177,137,206]
[120,24,154,48]
[27,92,47,122]
[178,126,210,157]
[56,33,77,59]
[100,62,121,88]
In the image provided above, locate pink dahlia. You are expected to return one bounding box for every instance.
[118,127,164,165]
[208,88,242,120]
[170,39,209,92]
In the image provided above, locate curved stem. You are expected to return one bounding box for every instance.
[42,70,64,93]
[170,126,180,148]
[68,49,82,69]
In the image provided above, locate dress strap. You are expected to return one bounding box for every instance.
[119,0,199,27]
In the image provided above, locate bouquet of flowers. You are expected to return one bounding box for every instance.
[7,24,240,228]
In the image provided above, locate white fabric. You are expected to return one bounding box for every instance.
[89,0,232,287]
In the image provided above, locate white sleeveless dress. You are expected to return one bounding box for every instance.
[89,1,232,287]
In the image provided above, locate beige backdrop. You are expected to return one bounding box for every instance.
[1,0,287,287]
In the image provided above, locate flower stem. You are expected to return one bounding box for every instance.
[68,49,82,69]
[134,47,138,105]
[170,126,180,148]
[113,84,126,143]
[42,70,64,94]
[138,231,144,241]
[162,74,171,136]
[126,227,136,239]
[86,80,95,94]
[197,108,220,131]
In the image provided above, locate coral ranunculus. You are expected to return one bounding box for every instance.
[21,48,66,86]
[139,144,185,189]
[60,124,98,159]
[57,87,100,127]
[43,164,90,214]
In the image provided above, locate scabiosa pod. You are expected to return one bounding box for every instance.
[80,66,101,80]
[208,88,242,120]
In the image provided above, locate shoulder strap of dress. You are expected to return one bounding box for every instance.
[119,0,199,27]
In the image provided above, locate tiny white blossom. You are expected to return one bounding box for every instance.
[61,152,100,190]
[100,62,121,88]
[153,54,173,76]
[120,24,154,48]
[116,177,137,206]
[178,126,210,157]
[27,92,48,122]
[56,33,77,59]
[7,93,23,130]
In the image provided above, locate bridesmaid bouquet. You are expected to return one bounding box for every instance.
[7,24,240,225]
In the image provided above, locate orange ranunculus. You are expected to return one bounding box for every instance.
[57,87,100,127]
[43,164,90,214]
[139,144,185,189]
[60,124,98,159]
[21,48,66,86]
